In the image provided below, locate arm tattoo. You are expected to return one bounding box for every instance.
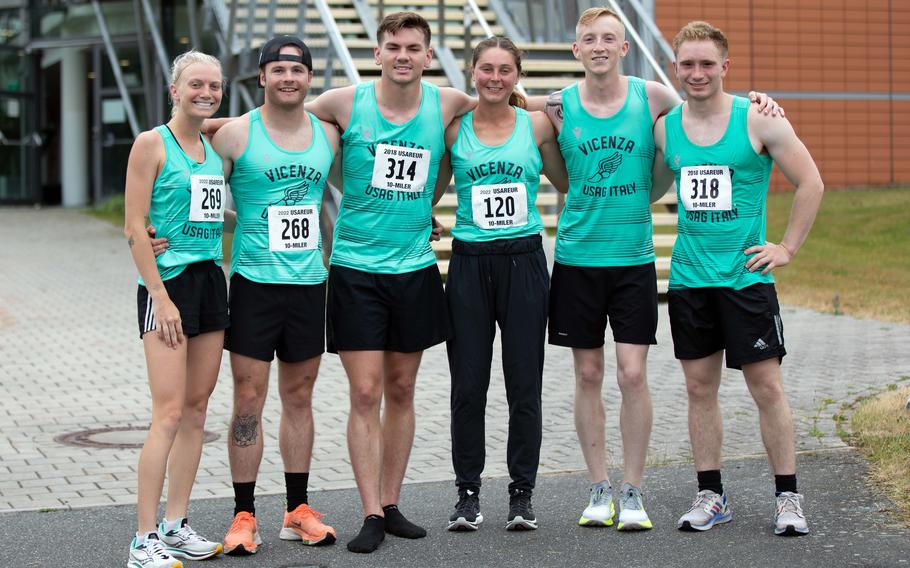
[545,92,564,122]
[128,236,134,248]
[231,414,259,447]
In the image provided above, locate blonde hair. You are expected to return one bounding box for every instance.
[672,21,729,57]
[576,7,623,36]
[169,50,223,116]
[472,36,526,109]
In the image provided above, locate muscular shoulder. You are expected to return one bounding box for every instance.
[130,129,166,163]
[645,81,681,120]
[747,107,795,145]
[439,87,476,124]
[529,110,556,143]
[211,112,251,159]
[307,85,357,125]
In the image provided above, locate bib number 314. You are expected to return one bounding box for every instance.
[680,165,732,211]
[189,175,225,222]
[268,205,319,252]
[370,144,431,193]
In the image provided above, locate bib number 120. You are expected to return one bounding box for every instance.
[484,195,516,218]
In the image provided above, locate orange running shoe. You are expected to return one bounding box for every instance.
[224,512,261,556]
[279,504,337,546]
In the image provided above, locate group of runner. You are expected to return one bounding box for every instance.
[122,7,823,567]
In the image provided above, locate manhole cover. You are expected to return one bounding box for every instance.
[55,426,219,449]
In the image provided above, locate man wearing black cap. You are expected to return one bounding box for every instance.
[306,11,475,554]
[211,35,341,556]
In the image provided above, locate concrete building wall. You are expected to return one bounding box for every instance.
[656,0,910,190]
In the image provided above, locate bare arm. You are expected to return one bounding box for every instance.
[543,90,564,134]
[650,116,674,203]
[439,87,478,127]
[744,113,824,274]
[645,81,682,124]
[525,95,547,113]
[433,117,461,206]
[123,131,183,348]
[306,85,356,130]
[320,119,344,191]
[531,112,568,193]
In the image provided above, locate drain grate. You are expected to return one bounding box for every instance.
[55,426,219,449]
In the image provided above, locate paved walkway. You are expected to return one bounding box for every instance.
[1,207,909,513]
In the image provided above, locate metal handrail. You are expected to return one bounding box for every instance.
[91,0,141,137]
[138,0,172,85]
[623,0,675,63]
[313,0,361,84]
[605,0,675,93]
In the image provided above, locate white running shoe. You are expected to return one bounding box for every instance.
[774,492,809,536]
[127,534,183,568]
[579,481,614,527]
[159,519,223,560]
[677,490,732,531]
[617,483,653,531]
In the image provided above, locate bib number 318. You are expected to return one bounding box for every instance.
[189,175,225,222]
[680,166,732,211]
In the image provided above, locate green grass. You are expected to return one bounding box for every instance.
[764,187,910,323]
[847,385,910,524]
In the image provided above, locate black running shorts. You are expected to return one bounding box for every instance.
[224,274,326,363]
[548,261,658,348]
[326,264,451,353]
[137,260,229,339]
[667,283,786,370]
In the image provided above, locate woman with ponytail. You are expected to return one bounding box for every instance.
[434,36,568,533]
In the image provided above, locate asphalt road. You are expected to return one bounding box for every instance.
[2,449,908,568]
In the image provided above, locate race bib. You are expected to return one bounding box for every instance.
[680,166,732,211]
[267,205,319,252]
[189,174,225,222]
[471,183,528,229]
[370,144,431,193]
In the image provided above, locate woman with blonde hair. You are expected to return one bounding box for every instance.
[123,50,227,567]
[436,36,567,532]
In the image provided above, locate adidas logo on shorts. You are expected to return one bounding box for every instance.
[753,338,769,350]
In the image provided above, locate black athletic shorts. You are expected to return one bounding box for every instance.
[137,260,229,339]
[326,263,451,353]
[548,261,658,348]
[667,283,786,370]
[224,274,326,363]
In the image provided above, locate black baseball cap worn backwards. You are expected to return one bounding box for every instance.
[258,35,312,86]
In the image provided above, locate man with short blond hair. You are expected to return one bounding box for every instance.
[529,7,778,531]
[654,20,823,535]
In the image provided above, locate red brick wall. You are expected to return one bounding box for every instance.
[656,0,910,190]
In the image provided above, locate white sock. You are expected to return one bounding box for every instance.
[162,517,183,532]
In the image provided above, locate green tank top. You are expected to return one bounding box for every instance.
[555,77,656,267]
[450,108,543,242]
[228,109,334,284]
[141,125,224,284]
[663,96,774,290]
[332,81,445,273]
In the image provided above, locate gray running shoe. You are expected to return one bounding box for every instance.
[774,492,809,536]
[579,480,614,526]
[617,483,653,530]
[677,490,732,531]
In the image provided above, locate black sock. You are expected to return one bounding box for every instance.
[382,504,427,539]
[775,474,798,496]
[697,470,723,495]
[347,515,385,553]
[285,472,310,512]
[233,481,256,516]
